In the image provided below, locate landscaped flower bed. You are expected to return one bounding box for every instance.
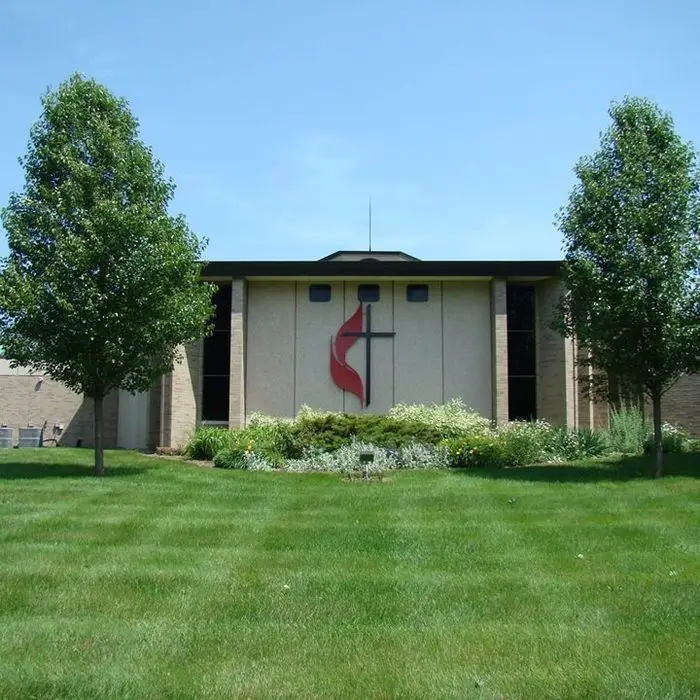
[182,399,692,472]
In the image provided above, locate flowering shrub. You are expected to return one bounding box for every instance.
[495,420,553,466]
[247,412,293,428]
[192,403,622,472]
[443,434,506,468]
[644,423,690,454]
[389,398,491,437]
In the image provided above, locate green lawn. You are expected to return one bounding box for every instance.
[0,450,698,700]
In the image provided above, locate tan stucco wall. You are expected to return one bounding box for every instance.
[394,282,442,407]
[295,281,345,412]
[246,280,493,420]
[246,282,296,418]
[442,282,492,418]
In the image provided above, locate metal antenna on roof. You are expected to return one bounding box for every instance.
[368,194,372,252]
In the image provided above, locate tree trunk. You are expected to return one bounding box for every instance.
[93,394,105,477]
[652,391,664,479]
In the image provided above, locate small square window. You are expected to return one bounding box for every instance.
[309,284,332,302]
[406,284,429,302]
[358,284,380,302]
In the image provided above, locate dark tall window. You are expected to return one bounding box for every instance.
[507,284,536,420]
[202,284,231,421]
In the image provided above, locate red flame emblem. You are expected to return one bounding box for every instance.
[330,304,364,406]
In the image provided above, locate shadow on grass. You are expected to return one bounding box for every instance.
[457,453,700,483]
[0,462,145,480]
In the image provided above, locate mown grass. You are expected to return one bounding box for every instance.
[0,449,698,699]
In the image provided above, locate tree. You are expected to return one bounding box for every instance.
[556,96,700,477]
[0,74,214,475]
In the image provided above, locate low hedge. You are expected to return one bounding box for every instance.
[291,413,447,452]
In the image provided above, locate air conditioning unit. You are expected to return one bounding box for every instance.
[18,426,42,448]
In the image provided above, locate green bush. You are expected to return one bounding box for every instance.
[212,448,246,469]
[184,427,235,460]
[496,421,553,466]
[443,434,506,468]
[607,408,646,455]
[213,447,276,471]
[547,427,610,461]
[291,413,447,453]
[643,423,690,454]
[185,421,300,463]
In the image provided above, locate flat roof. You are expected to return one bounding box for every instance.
[202,259,562,279]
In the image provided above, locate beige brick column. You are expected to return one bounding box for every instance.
[536,279,575,428]
[228,278,247,429]
[160,340,203,449]
[490,278,509,425]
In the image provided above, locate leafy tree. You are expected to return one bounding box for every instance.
[0,74,214,475]
[556,97,700,477]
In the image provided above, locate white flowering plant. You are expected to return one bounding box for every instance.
[388,398,491,437]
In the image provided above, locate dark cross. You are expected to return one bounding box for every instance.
[342,303,395,407]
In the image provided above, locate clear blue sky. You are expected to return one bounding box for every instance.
[1,1,699,261]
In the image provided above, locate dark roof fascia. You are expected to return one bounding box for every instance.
[318,250,421,261]
[202,260,562,278]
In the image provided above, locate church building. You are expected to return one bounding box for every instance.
[1,250,697,449]
[132,249,604,449]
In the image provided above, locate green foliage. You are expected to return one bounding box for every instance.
[192,407,621,471]
[444,421,610,468]
[547,427,610,461]
[0,74,213,396]
[212,447,275,471]
[212,448,245,470]
[607,408,647,455]
[443,434,506,468]
[556,97,700,475]
[291,413,447,452]
[183,427,235,460]
[643,423,690,455]
[388,398,491,437]
[0,74,213,474]
[495,421,553,466]
[282,441,444,474]
[186,422,299,464]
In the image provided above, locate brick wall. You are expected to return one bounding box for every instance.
[662,374,700,436]
[158,341,203,449]
[490,279,509,424]
[229,278,246,429]
[0,375,118,447]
